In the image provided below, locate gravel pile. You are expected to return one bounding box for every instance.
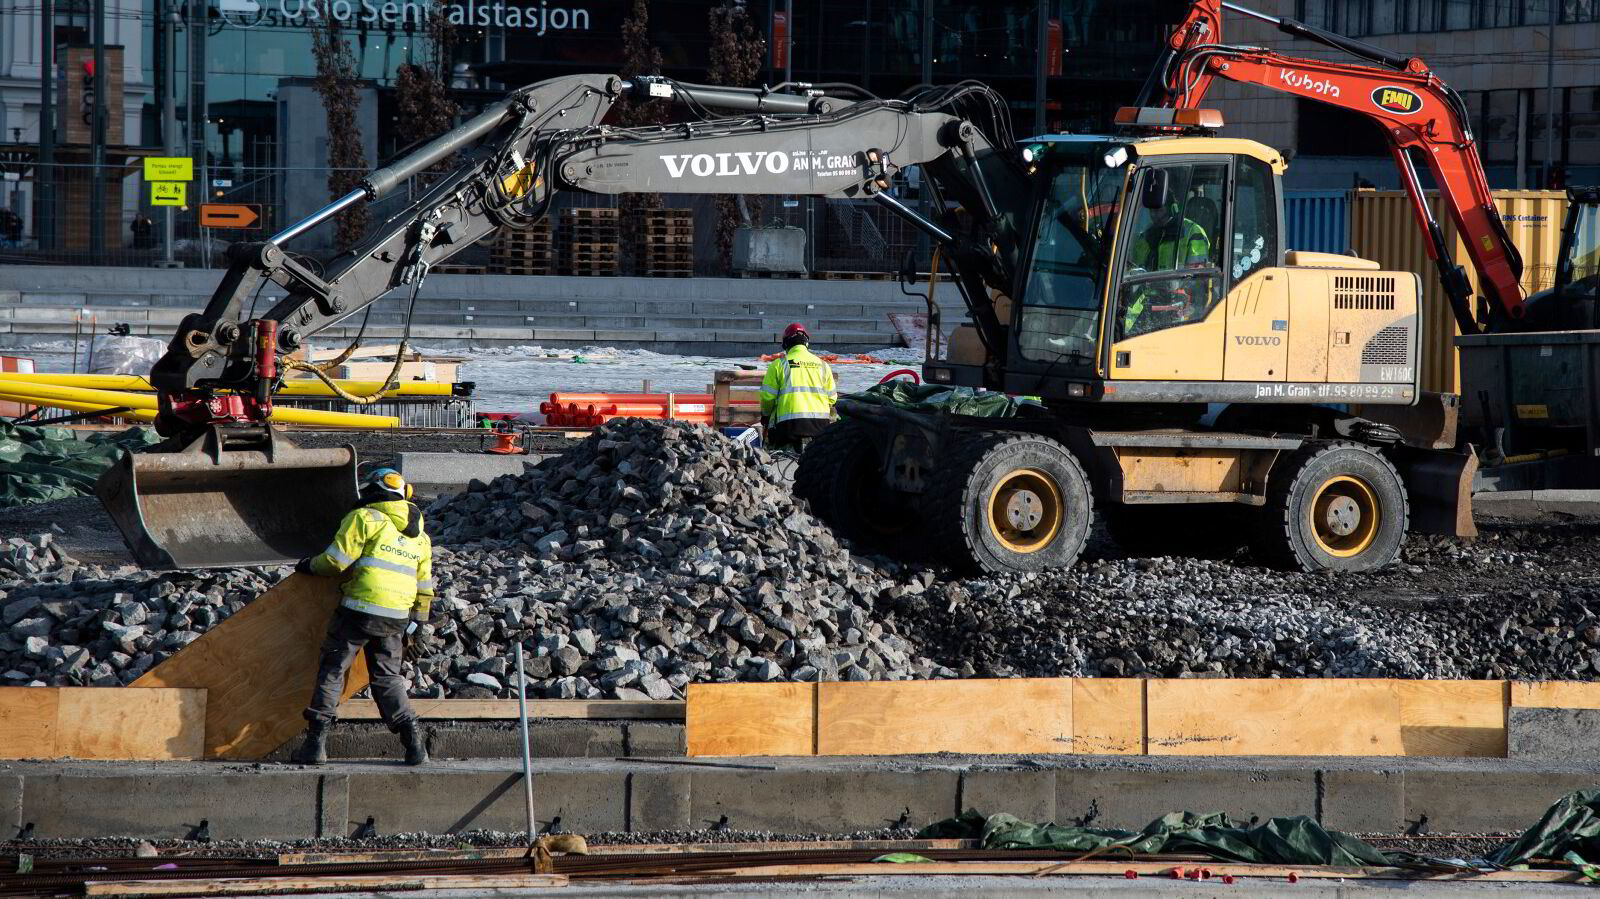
[0,532,279,686]
[3,417,1600,695]
[416,419,945,699]
[891,527,1600,680]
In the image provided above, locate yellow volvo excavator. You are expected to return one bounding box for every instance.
[97,0,1586,575]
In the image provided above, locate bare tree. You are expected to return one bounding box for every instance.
[706,0,767,270]
[394,0,460,180]
[311,17,369,249]
[616,0,670,274]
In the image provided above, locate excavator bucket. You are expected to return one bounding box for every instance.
[96,429,359,570]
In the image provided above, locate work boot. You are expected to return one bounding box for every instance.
[399,722,428,766]
[290,720,330,765]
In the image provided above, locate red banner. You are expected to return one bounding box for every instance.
[1047,19,1063,76]
[773,11,789,71]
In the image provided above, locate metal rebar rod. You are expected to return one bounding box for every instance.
[514,642,536,842]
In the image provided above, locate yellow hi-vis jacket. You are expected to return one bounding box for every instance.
[310,499,436,621]
[760,344,837,425]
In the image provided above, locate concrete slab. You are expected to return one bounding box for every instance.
[1056,768,1316,829]
[689,768,959,834]
[1509,707,1600,760]
[22,771,324,840]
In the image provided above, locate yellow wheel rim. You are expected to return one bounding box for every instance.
[986,468,1064,553]
[1308,475,1380,557]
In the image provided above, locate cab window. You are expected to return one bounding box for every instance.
[1115,163,1227,341]
[1231,156,1278,282]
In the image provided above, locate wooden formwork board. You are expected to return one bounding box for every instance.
[132,573,369,760]
[685,677,1524,759]
[0,687,205,760]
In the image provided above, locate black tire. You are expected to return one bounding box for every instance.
[793,420,915,550]
[1102,503,1249,560]
[1257,441,1409,573]
[923,432,1093,574]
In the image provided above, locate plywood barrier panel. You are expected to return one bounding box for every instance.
[133,573,369,760]
[0,688,59,760]
[817,679,1072,756]
[1146,679,1404,756]
[1394,680,1506,757]
[1071,678,1145,754]
[1511,681,1600,709]
[54,688,206,760]
[687,683,815,757]
[0,688,204,760]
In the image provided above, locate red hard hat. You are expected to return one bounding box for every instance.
[782,322,809,341]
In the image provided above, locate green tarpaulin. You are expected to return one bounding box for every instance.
[918,809,1393,867]
[920,791,1600,875]
[845,382,1042,418]
[0,420,157,509]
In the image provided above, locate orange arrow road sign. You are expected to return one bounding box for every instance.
[200,203,261,229]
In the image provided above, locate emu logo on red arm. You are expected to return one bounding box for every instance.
[1372,86,1422,115]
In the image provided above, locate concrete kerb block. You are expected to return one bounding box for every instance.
[1057,768,1316,830]
[624,722,686,758]
[629,770,692,832]
[433,721,627,760]
[960,769,1058,824]
[0,776,21,836]
[1403,771,1600,834]
[1319,769,1405,834]
[345,769,628,836]
[318,773,351,838]
[1509,707,1600,760]
[22,772,324,840]
[688,769,959,835]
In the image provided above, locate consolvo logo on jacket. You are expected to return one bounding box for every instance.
[1372,86,1423,115]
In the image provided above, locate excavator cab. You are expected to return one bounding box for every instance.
[934,128,1424,413]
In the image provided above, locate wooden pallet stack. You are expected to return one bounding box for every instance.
[559,208,620,276]
[489,221,554,276]
[641,208,694,277]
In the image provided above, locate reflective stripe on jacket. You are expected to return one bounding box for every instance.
[311,499,435,620]
[760,344,837,425]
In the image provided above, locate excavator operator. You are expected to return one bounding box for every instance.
[289,468,435,767]
[761,323,838,451]
[1121,198,1214,338]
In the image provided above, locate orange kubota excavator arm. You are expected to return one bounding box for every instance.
[1137,0,1525,334]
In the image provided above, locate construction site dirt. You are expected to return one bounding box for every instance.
[7,419,1600,697]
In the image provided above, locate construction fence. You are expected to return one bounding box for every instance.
[0,162,936,278]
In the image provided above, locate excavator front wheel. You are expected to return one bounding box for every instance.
[1258,442,1408,573]
[925,432,1092,574]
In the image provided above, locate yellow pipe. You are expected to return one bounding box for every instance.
[0,390,159,422]
[0,381,399,429]
[0,372,455,398]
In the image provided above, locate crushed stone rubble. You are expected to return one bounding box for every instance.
[2,418,1598,695]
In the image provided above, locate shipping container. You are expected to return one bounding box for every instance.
[1348,189,1568,395]
[1284,189,1349,256]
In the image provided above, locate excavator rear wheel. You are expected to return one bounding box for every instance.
[794,420,914,552]
[923,432,1093,574]
[1257,441,1408,572]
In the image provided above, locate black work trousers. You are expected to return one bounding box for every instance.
[304,607,417,731]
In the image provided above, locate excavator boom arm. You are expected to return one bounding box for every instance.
[1148,0,1526,333]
